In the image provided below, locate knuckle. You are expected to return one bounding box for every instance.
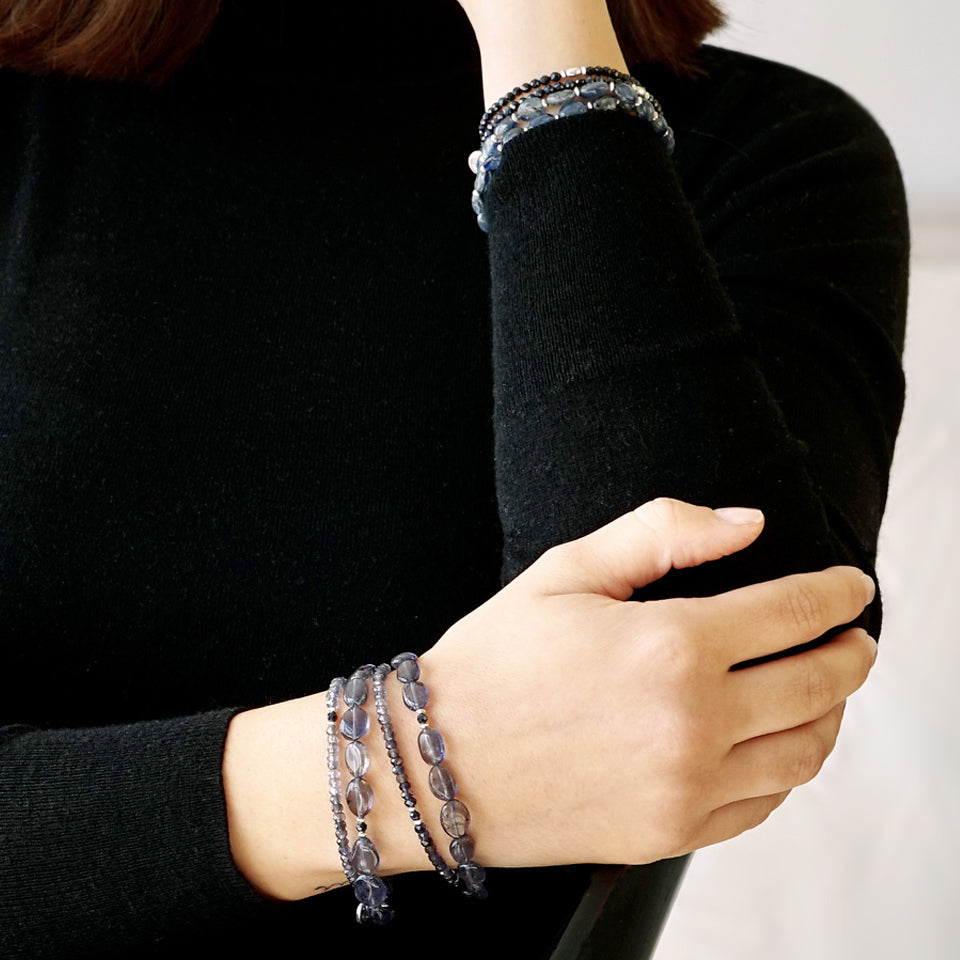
[784,580,824,633]
[797,661,833,713]
[789,734,828,786]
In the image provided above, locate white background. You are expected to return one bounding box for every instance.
[655,3,960,959]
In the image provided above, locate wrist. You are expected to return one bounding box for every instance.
[467,0,628,106]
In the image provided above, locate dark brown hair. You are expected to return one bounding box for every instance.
[0,0,726,86]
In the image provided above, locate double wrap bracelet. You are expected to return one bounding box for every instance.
[324,64,672,922]
[468,65,674,233]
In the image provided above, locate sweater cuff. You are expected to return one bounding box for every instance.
[1,708,265,955]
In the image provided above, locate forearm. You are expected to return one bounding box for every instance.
[461,0,628,105]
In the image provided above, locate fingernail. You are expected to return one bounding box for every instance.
[861,573,876,604]
[713,507,764,525]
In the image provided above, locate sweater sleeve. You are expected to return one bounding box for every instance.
[0,712,266,957]
[486,67,908,640]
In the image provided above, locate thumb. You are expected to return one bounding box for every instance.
[532,497,764,600]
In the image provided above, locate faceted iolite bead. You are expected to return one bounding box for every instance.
[344,740,370,778]
[417,726,445,765]
[339,705,369,741]
[351,836,380,875]
[401,680,429,711]
[558,100,589,118]
[346,777,374,818]
[449,835,475,864]
[353,873,388,907]
[428,763,458,800]
[440,799,470,838]
[395,657,420,683]
[343,674,368,706]
[578,80,610,100]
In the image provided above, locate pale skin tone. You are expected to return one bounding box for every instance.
[222,3,881,900]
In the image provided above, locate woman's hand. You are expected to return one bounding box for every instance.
[225,498,876,899]
[455,0,629,105]
[412,498,877,868]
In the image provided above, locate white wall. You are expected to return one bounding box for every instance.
[655,4,960,959]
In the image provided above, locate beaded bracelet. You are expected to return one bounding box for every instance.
[335,666,394,924]
[371,663,460,887]
[391,652,487,898]
[468,65,674,233]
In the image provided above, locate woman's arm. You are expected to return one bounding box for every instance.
[462,1,907,623]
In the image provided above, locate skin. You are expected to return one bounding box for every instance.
[222,2,879,901]
[223,499,877,899]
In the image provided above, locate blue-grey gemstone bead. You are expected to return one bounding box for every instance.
[339,705,369,741]
[558,99,589,118]
[651,113,668,135]
[526,113,555,130]
[364,903,394,925]
[471,191,483,216]
[450,835,475,864]
[418,727,445,765]
[637,98,655,120]
[614,81,639,105]
[351,836,380,875]
[346,777,374,818]
[440,799,470,838]
[401,680,429,711]
[545,88,576,106]
[480,134,498,158]
[343,675,368,706]
[344,740,369,778]
[593,95,619,111]
[395,657,420,683]
[494,118,517,138]
[516,96,544,121]
[458,861,486,886]
[354,873,388,907]
[428,763,458,800]
[502,125,523,144]
[477,210,490,233]
[390,652,417,670]
[578,80,610,100]
[479,152,501,172]
[473,167,489,193]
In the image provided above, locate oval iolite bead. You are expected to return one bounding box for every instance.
[344,740,369,778]
[343,675,368,706]
[450,835,476,864]
[339,705,369,741]
[353,873,388,907]
[401,680,429,711]
[440,799,470,838]
[417,727,444,765]
[346,777,374,818]
[428,763,458,801]
[395,657,420,683]
[351,836,380,875]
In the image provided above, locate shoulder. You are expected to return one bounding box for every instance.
[647,44,903,181]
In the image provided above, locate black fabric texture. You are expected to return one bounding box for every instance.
[0,0,908,956]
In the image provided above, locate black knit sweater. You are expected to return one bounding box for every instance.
[0,1,908,956]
